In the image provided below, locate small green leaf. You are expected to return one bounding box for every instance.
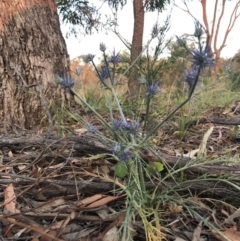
[153,162,164,172]
[115,162,128,178]
[146,165,155,177]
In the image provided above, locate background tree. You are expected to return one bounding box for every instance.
[57,0,171,98]
[175,0,240,75]
[0,0,72,130]
[161,40,192,87]
[229,50,240,90]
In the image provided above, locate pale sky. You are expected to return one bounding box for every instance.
[61,1,240,61]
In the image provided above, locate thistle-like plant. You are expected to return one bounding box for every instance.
[55,20,217,240]
[56,19,215,191]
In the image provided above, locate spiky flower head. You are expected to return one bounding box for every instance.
[113,119,140,133]
[118,151,132,162]
[75,66,82,76]
[56,75,75,88]
[82,54,95,63]
[146,82,160,97]
[100,43,107,52]
[151,23,159,38]
[113,119,124,131]
[99,66,110,79]
[137,75,147,84]
[191,45,215,71]
[108,49,121,65]
[124,120,140,132]
[182,68,199,88]
[194,21,205,38]
[112,142,122,154]
[176,36,187,47]
[86,123,97,134]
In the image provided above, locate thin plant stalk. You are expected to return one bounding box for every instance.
[71,89,114,134]
[72,88,127,144]
[143,94,151,132]
[137,157,146,198]
[114,38,153,86]
[140,66,201,145]
[103,51,113,86]
[110,87,127,122]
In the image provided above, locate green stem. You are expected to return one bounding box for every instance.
[140,66,201,145]
[143,95,151,132]
[137,156,146,199]
[72,88,127,143]
[115,38,154,86]
[111,87,126,122]
[71,89,114,134]
[91,61,110,89]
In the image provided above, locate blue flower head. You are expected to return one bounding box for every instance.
[99,66,110,80]
[191,45,215,71]
[86,123,97,134]
[113,119,140,133]
[118,151,131,162]
[112,142,122,154]
[83,54,95,63]
[111,143,131,162]
[124,120,140,132]
[58,76,75,88]
[146,82,160,97]
[108,49,121,65]
[182,68,199,87]
[113,119,124,131]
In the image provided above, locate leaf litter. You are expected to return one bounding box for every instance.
[1,104,240,240]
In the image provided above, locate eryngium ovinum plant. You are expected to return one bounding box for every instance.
[56,21,218,241]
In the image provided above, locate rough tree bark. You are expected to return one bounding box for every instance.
[0,0,72,130]
[127,0,144,100]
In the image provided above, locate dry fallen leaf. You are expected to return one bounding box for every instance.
[97,213,126,241]
[102,227,119,241]
[223,208,240,225]
[4,183,20,214]
[8,151,13,157]
[198,126,214,157]
[192,220,203,241]
[222,227,240,241]
[213,226,240,241]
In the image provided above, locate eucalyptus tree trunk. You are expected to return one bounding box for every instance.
[0,0,72,130]
[128,0,144,100]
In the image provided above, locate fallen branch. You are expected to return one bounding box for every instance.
[186,116,240,127]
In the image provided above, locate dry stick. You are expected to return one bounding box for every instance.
[7,136,67,174]
[25,213,103,221]
[67,142,82,201]
[39,139,69,179]
[0,143,68,210]
[0,216,63,241]
[0,175,104,188]
[0,172,239,197]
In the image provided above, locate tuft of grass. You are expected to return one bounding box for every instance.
[74,80,127,112]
